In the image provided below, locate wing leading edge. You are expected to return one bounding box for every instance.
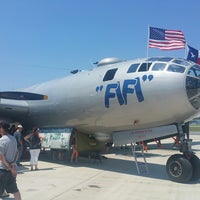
[0,91,48,100]
[0,91,48,123]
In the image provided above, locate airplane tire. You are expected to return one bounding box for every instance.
[189,154,200,181]
[166,154,193,183]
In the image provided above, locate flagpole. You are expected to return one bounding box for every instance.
[145,25,150,70]
[147,25,149,60]
[185,42,187,59]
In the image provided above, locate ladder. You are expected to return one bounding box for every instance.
[131,142,149,175]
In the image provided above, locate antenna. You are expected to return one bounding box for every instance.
[89,59,96,68]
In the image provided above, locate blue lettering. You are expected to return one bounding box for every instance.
[122,78,144,104]
[115,82,124,106]
[132,77,144,102]
[105,83,124,108]
[122,79,135,104]
[98,75,152,108]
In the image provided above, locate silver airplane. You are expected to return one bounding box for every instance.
[0,57,200,183]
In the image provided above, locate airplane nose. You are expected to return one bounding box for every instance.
[186,64,200,109]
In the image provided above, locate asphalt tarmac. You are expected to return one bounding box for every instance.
[3,134,200,200]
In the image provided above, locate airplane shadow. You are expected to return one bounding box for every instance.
[38,147,200,184]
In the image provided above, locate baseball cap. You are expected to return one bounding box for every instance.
[17,124,23,129]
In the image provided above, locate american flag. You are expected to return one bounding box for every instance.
[148,27,186,50]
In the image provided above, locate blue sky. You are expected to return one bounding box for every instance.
[0,0,199,90]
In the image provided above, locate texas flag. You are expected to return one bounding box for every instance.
[187,45,200,65]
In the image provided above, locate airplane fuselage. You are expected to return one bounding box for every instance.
[16,57,200,134]
[1,57,200,183]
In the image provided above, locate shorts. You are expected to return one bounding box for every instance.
[0,169,19,196]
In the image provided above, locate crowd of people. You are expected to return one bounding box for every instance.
[0,120,44,199]
[0,120,22,200]
[0,120,79,199]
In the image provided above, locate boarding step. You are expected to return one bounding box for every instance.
[131,142,149,175]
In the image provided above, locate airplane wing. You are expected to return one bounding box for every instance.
[0,91,48,100]
[0,91,48,123]
[0,98,29,122]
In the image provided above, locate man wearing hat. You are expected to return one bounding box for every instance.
[14,125,23,166]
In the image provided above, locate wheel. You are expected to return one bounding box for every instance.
[189,154,200,181]
[166,154,193,183]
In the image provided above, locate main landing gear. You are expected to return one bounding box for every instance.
[166,123,200,183]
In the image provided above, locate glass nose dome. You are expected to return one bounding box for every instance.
[186,64,200,109]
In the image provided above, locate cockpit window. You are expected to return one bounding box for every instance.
[103,68,118,81]
[167,64,185,73]
[138,63,152,72]
[127,63,140,73]
[148,57,173,62]
[172,59,190,67]
[188,65,200,77]
[152,63,166,71]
